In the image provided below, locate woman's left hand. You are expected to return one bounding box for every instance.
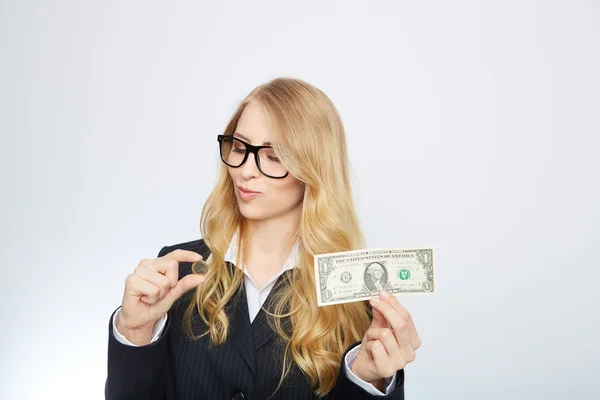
[351,291,421,389]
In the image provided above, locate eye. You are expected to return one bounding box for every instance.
[262,148,280,162]
[232,143,246,154]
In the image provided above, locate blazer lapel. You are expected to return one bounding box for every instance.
[251,271,292,352]
[225,263,293,372]
[227,265,257,376]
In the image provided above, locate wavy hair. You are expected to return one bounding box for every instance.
[182,77,371,396]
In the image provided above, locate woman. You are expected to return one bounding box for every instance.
[106,78,421,399]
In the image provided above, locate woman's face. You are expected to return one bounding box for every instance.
[228,101,304,222]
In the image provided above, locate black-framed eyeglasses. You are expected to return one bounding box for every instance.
[217,134,289,179]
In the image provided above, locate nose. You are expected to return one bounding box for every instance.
[240,152,260,179]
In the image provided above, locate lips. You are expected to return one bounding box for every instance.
[237,186,262,201]
[238,186,260,194]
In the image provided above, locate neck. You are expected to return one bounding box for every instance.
[245,208,300,257]
[241,206,301,288]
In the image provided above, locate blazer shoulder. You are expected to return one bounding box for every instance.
[158,238,211,258]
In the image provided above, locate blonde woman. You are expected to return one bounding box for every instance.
[106,78,421,399]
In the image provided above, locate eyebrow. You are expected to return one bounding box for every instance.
[233,132,272,146]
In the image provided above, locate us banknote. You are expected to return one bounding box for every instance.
[315,248,436,306]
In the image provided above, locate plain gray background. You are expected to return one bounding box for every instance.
[1,1,599,399]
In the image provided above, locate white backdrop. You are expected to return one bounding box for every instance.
[1,1,599,399]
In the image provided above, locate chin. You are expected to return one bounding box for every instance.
[237,202,269,220]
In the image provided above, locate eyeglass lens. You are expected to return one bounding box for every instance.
[220,136,287,178]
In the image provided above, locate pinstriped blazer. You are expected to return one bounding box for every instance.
[105,239,406,400]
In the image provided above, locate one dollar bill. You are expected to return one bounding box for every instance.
[315,248,436,306]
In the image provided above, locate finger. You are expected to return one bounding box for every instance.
[162,249,203,263]
[367,327,403,364]
[163,250,203,286]
[379,291,421,349]
[371,295,416,353]
[369,298,390,329]
[161,273,206,308]
[125,274,161,304]
[399,338,417,365]
[138,257,179,288]
[134,265,172,301]
[368,340,397,378]
[151,273,206,317]
[141,249,202,287]
[357,328,374,362]
[379,292,410,318]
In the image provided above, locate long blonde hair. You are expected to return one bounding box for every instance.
[183,77,371,396]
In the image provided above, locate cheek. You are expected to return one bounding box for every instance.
[262,177,304,211]
[277,178,304,204]
[227,166,237,180]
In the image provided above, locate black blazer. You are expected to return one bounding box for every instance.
[105,239,405,400]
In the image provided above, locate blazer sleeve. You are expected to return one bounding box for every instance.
[105,245,173,400]
[327,342,405,400]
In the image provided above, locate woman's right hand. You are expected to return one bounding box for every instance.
[116,249,206,344]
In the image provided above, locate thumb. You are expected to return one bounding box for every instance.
[370,300,389,329]
[168,273,206,303]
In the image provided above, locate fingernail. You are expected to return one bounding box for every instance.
[370,296,380,305]
[380,291,390,298]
